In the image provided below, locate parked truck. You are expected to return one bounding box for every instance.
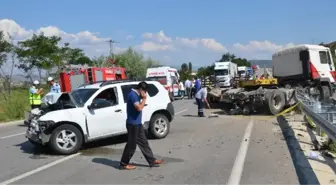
[237,66,248,77]
[214,61,238,87]
[208,44,336,115]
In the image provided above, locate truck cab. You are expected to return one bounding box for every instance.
[214,62,238,87]
[272,44,336,101]
[237,66,248,77]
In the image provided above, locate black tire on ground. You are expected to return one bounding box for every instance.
[28,139,45,148]
[266,90,286,115]
[48,124,83,155]
[149,113,170,139]
[319,85,331,102]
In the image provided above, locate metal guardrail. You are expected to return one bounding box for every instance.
[296,90,336,142]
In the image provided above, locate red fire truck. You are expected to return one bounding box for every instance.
[59,64,127,92]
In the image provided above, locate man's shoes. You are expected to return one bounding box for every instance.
[149,159,164,167]
[119,164,136,170]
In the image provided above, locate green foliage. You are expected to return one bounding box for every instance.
[218,52,251,66]
[197,64,215,77]
[0,31,12,66]
[0,88,30,122]
[178,63,191,81]
[197,52,251,77]
[113,47,160,79]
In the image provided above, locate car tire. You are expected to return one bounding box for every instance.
[48,124,83,155]
[28,139,45,148]
[149,113,170,139]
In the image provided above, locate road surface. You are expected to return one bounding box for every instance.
[0,99,308,184]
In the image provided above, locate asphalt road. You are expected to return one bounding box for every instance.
[0,99,300,184]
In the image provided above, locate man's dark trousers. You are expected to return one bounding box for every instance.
[196,98,204,117]
[120,124,156,165]
[186,87,191,99]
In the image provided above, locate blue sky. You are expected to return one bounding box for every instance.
[1,0,336,68]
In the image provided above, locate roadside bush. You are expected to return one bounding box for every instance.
[0,88,30,122]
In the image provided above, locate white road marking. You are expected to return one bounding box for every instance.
[227,119,254,185]
[175,109,188,115]
[0,153,81,185]
[0,132,25,140]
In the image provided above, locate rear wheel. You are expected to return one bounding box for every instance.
[49,124,83,155]
[266,90,286,115]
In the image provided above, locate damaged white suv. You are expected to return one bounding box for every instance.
[25,80,175,155]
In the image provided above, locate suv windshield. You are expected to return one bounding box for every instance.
[71,88,98,107]
[215,69,228,76]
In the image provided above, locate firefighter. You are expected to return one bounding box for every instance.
[195,84,210,117]
[47,77,61,93]
[29,80,43,109]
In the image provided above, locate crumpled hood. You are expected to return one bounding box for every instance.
[42,92,64,105]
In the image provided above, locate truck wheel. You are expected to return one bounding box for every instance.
[48,124,83,155]
[319,85,331,102]
[266,90,285,115]
[149,114,170,139]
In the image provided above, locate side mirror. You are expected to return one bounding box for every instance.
[87,102,97,110]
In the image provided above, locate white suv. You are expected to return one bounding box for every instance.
[25,80,175,155]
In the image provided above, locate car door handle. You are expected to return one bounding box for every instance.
[145,104,148,106]
[115,109,122,112]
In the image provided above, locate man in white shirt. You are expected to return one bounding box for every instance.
[195,85,210,117]
[184,79,192,99]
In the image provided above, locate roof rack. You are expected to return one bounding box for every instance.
[78,78,156,88]
[99,78,155,87]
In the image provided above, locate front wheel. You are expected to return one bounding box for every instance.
[266,90,286,115]
[319,85,331,102]
[149,114,170,139]
[48,124,83,155]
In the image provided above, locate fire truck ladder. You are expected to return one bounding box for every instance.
[296,90,336,142]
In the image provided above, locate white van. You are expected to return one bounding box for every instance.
[146,66,180,99]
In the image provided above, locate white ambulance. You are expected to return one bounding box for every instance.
[146,66,180,100]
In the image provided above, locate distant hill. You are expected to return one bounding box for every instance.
[249,60,272,68]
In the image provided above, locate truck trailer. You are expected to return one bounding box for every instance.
[208,44,336,115]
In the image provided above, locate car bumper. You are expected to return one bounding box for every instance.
[167,102,175,121]
[25,122,50,145]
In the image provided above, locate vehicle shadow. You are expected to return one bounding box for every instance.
[277,116,320,184]
[14,133,162,156]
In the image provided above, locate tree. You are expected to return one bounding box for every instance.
[218,52,251,67]
[197,64,215,77]
[188,62,192,73]
[0,31,15,99]
[178,63,190,81]
[16,33,61,81]
[113,47,160,79]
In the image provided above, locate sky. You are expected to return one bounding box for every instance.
[1,0,336,69]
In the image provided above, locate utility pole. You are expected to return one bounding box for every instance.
[102,39,119,67]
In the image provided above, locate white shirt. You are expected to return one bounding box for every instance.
[179,82,185,90]
[184,80,191,88]
[195,87,207,99]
